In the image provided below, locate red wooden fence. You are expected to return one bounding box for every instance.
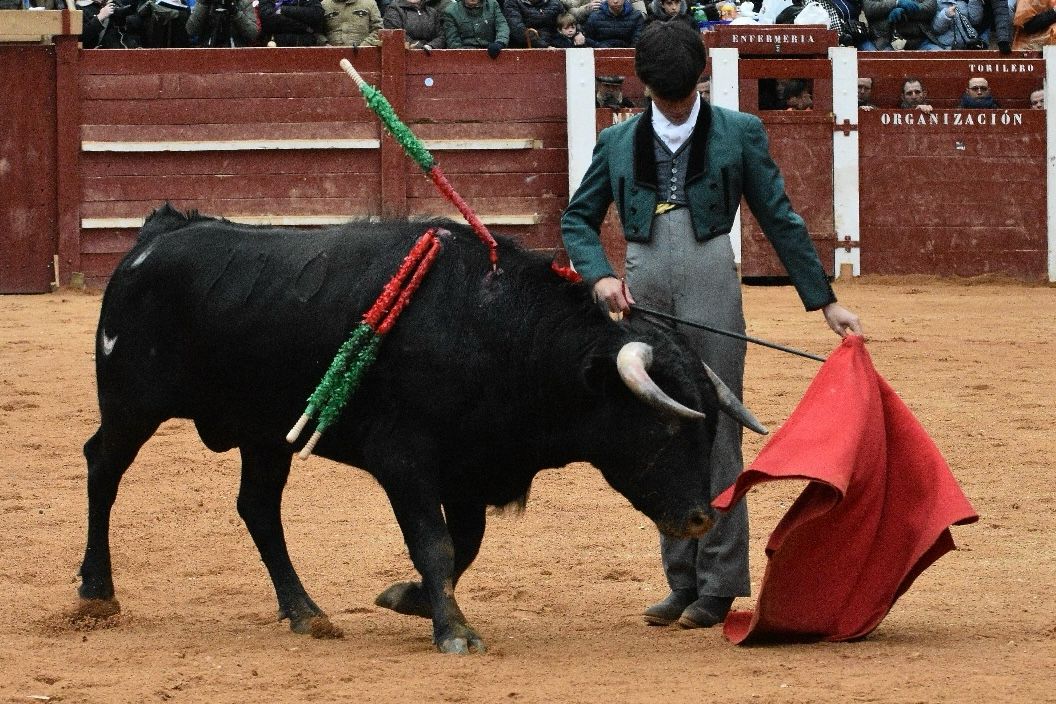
[0,16,1050,292]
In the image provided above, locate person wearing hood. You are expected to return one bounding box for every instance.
[77,0,138,48]
[958,76,1000,108]
[646,0,695,28]
[384,0,446,49]
[322,0,382,46]
[931,0,986,48]
[862,0,942,49]
[443,0,509,55]
[504,0,564,46]
[584,0,644,47]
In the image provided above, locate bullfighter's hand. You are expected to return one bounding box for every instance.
[593,276,634,321]
[822,302,863,338]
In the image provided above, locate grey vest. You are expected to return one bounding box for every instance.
[654,135,692,206]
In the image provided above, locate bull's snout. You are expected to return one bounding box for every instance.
[657,509,714,539]
[685,509,714,537]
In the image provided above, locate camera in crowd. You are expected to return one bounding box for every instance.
[203,0,241,46]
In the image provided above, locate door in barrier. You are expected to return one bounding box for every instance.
[737,70,836,279]
[0,45,58,293]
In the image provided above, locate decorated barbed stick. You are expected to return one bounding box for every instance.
[287,229,443,459]
[338,58,500,273]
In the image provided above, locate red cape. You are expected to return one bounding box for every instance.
[713,335,977,644]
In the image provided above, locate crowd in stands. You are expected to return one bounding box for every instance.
[3,0,1055,53]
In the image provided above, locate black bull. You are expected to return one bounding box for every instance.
[78,204,765,653]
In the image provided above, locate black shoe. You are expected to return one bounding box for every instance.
[677,595,734,629]
[643,589,697,626]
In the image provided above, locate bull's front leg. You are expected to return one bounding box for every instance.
[384,485,485,654]
[375,499,486,619]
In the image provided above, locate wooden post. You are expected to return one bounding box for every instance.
[54,30,82,287]
[379,29,408,220]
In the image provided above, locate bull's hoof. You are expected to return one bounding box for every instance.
[288,612,343,639]
[436,626,486,655]
[65,598,122,630]
[307,615,344,639]
[375,581,433,618]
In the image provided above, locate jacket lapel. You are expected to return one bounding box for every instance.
[632,105,657,190]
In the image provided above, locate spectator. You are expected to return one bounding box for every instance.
[550,11,593,45]
[504,0,563,46]
[595,74,637,108]
[134,0,192,47]
[187,0,260,46]
[862,0,942,50]
[858,76,876,109]
[783,78,813,110]
[384,0,446,49]
[1012,0,1056,50]
[813,0,870,47]
[584,0,644,47]
[564,0,647,23]
[899,77,933,112]
[931,0,986,48]
[1030,88,1045,109]
[958,76,1000,107]
[443,0,509,55]
[978,0,1013,52]
[322,0,382,45]
[77,0,139,48]
[696,74,710,101]
[645,0,696,28]
[260,0,326,45]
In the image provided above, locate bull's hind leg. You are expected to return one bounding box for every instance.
[375,500,485,619]
[237,444,342,638]
[77,416,161,613]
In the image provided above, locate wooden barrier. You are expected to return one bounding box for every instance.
[72,41,570,286]
[859,108,1046,277]
[0,17,1051,292]
[858,55,1047,278]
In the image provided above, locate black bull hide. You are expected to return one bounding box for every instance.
[77,204,763,653]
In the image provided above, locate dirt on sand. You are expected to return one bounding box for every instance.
[1,278,1054,703]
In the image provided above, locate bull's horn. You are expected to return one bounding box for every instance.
[700,362,769,435]
[616,342,706,420]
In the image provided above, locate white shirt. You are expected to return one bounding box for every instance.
[650,92,701,154]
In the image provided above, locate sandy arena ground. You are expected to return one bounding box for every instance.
[1,277,1054,703]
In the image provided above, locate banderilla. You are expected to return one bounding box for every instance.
[630,305,827,363]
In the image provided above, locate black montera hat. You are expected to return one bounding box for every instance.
[596,75,625,86]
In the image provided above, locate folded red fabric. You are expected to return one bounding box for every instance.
[713,335,977,644]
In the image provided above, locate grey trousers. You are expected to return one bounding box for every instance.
[625,208,751,598]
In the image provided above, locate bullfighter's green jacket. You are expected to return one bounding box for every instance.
[561,102,836,311]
